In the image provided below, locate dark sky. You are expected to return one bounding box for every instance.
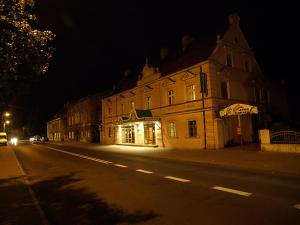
[23,0,299,127]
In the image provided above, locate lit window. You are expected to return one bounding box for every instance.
[221,81,229,99]
[130,101,135,108]
[169,121,177,138]
[226,53,233,67]
[186,84,196,101]
[188,120,197,137]
[167,90,174,105]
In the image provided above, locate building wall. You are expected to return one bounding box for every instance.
[47,118,67,141]
[66,94,101,142]
[101,14,265,149]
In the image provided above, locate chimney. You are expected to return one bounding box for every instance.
[160,47,169,61]
[228,13,240,26]
[181,35,194,52]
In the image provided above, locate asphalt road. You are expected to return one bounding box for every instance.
[7,141,300,225]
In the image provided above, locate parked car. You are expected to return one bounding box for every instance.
[40,136,49,142]
[29,135,41,143]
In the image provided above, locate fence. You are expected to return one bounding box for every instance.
[270,129,300,144]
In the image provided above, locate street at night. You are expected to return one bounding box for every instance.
[1,1,300,224]
[1,142,300,225]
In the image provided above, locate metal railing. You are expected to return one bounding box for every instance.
[270,129,300,144]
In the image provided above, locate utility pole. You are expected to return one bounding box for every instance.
[200,66,207,149]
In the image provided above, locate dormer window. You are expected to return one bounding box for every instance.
[145,96,152,109]
[234,37,238,44]
[226,53,233,67]
[245,60,251,72]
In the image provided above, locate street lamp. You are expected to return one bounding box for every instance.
[4,120,10,132]
[2,112,11,132]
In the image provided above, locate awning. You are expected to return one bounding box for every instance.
[219,103,258,117]
[117,109,160,124]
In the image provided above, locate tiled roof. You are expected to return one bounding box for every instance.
[159,33,219,75]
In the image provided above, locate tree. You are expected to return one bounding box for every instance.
[0,0,55,104]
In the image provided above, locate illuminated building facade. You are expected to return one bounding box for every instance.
[101,14,279,149]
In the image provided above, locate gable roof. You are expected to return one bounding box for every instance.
[159,33,219,75]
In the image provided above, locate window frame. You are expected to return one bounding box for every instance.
[188,120,197,138]
[168,121,177,138]
[186,84,196,101]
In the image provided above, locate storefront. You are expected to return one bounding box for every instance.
[116,109,162,147]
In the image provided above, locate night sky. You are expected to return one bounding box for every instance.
[18,0,299,131]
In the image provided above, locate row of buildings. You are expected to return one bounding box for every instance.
[47,14,287,149]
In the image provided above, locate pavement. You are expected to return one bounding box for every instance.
[0,145,44,225]
[52,141,300,178]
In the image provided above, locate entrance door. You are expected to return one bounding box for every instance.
[144,124,156,144]
[121,126,135,144]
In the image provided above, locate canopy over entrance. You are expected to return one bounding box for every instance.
[219,103,258,117]
[117,109,160,125]
[219,103,258,145]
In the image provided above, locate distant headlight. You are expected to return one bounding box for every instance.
[11,137,18,145]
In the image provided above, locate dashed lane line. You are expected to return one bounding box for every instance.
[45,146,112,164]
[114,164,128,168]
[164,176,190,183]
[136,169,153,174]
[212,186,252,197]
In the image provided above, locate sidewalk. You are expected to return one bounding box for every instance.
[54,141,300,177]
[0,145,43,225]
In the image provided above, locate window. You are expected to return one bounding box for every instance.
[188,120,197,137]
[168,121,177,138]
[186,84,196,101]
[145,96,152,109]
[245,60,251,72]
[226,53,233,67]
[167,90,174,105]
[130,101,135,108]
[234,37,238,44]
[221,81,229,99]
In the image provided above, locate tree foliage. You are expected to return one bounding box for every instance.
[0,0,55,103]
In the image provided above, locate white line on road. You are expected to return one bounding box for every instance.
[212,186,252,196]
[136,169,153,174]
[164,176,190,183]
[45,147,112,164]
[114,164,128,168]
[294,204,300,210]
[11,147,50,225]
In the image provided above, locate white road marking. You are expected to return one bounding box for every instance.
[164,176,190,183]
[45,146,112,164]
[294,204,300,210]
[136,169,153,174]
[212,186,252,196]
[114,164,128,168]
[11,148,50,225]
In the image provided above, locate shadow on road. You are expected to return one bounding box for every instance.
[1,173,157,225]
[0,176,42,225]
